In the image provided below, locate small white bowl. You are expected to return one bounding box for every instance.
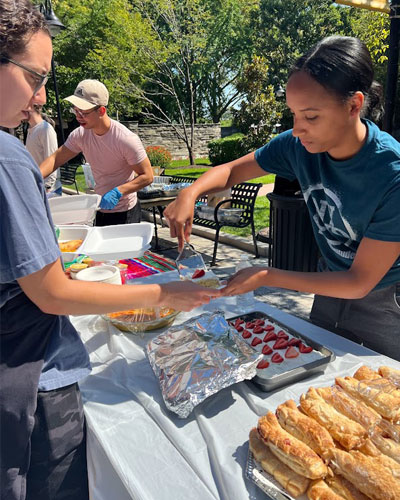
[75,265,122,285]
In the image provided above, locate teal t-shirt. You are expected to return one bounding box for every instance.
[255,120,400,289]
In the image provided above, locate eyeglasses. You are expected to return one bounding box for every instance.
[71,106,100,118]
[0,55,49,95]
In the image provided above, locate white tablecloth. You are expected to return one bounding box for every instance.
[72,294,400,500]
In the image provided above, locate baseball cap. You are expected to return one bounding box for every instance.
[64,80,109,110]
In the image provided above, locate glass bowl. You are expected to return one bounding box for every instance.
[102,307,180,334]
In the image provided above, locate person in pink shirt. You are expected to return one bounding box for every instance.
[40,79,153,226]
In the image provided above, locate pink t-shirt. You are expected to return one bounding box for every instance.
[65,119,147,212]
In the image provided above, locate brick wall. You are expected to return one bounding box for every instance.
[121,122,221,159]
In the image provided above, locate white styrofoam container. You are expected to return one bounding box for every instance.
[57,225,91,263]
[49,194,101,225]
[79,222,154,261]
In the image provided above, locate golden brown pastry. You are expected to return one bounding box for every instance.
[300,388,367,450]
[258,412,328,479]
[353,365,381,382]
[358,439,400,479]
[59,239,83,252]
[378,366,400,386]
[326,475,369,500]
[307,479,346,500]
[370,432,400,463]
[335,376,400,423]
[329,448,400,500]
[316,386,381,432]
[276,399,335,460]
[378,418,400,442]
[249,428,310,497]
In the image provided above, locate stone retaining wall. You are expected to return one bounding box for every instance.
[121,122,221,159]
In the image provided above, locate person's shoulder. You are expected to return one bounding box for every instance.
[366,120,400,157]
[110,119,140,139]
[0,131,31,163]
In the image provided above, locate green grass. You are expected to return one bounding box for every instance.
[169,157,212,168]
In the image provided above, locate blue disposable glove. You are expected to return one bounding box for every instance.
[100,187,122,210]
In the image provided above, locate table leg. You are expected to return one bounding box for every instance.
[152,206,159,249]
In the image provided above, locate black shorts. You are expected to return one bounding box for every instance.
[95,200,142,226]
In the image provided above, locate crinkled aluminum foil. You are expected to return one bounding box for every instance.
[146,310,263,418]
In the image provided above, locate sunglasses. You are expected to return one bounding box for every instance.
[0,55,49,95]
[71,106,101,118]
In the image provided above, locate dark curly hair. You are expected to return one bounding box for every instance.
[0,0,50,59]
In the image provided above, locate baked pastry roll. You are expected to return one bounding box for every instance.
[370,432,400,463]
[258,412,328,479]
[276,399,335,460]
[359,439,400,479]
[326,475,369,500]
[353,367,400,395]
[307,479,346,500]
[353,365,381,382]
[316,386,381,432]
[378,418,400,442]
[300,388,367,450]
[59,239,83,252]
[335,376,400,423]
[329,448,400,500]
[249,427,310,497]
[378,366,400,387]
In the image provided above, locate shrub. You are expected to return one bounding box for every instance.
[146,145,172,168]
[207,133,247,166]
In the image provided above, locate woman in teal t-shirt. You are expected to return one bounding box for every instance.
[165,36,400,360]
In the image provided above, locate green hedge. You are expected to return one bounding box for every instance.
[208,133,246,166]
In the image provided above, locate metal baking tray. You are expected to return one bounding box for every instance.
[229,311,335,392]
[246,447,296,500]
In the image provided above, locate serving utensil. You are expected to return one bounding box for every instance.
[175,242,207,279]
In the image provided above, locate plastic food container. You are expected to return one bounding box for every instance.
[196,206,243,224]
[76,265,122,284]
[49,194,101,225]
[78,222,153,261]
[57,225,91,263]
[102,307,180,334]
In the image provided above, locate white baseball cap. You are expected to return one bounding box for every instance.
[64,79,109,110]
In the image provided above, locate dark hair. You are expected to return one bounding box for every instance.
[0,0,50,58]
[290,36,383,124]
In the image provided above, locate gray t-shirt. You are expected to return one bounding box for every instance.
[0,132,90,390]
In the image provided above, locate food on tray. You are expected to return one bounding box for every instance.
[276,400,335,459]
[107,307,176,323]
[58,239,83,252]
[257,412,328,479]
[335,376,400,422]
[191,269,205,279]
[329,448,400,499]
[249,428,310,497]
[300,387,367,450]
[378,366,400,385]
[248,364,400,500]
[230,313,324,378]
[196,278,220,288]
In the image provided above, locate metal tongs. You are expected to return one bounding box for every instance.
[175,242,208,280]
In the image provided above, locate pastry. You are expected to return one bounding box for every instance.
[335,376,400,422]
[329,448,400,500]
[316,386,381,432]
[58,239,83,252]
[378,418,400,442]
[300,388,367,450]
[359,439,400,479]
[307,479,346,500]
[257,412,328,479]
[378,366,400,387]
[326,475,370,500]
[370,432,400,463]
[249,428,310,497]
[353,365,381,382]
[276,399,335,459]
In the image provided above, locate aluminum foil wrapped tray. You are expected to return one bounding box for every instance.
[146,311,264,418]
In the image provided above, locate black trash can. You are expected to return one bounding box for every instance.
[267,192,319,272]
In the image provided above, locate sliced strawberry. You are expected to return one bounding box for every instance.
[253,325,264,334]
[285,346,299,358]
[288,337,301,346]
[246,321,255,329]
[234,318,244,326]
[277,330,289,339]
[299,342,313,354]
[251,337,262,347]
[242,329,252,339]
[262,344,273,355]
[257,359,270,369]
[236,325,244,332]
[273,338,289,350]
[263,332,277,343]
[191,269,205,279]
[264,325,275,332]
[271,352,284,363]
[254,319,265,326]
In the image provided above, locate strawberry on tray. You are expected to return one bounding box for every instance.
[228,311,335,391]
